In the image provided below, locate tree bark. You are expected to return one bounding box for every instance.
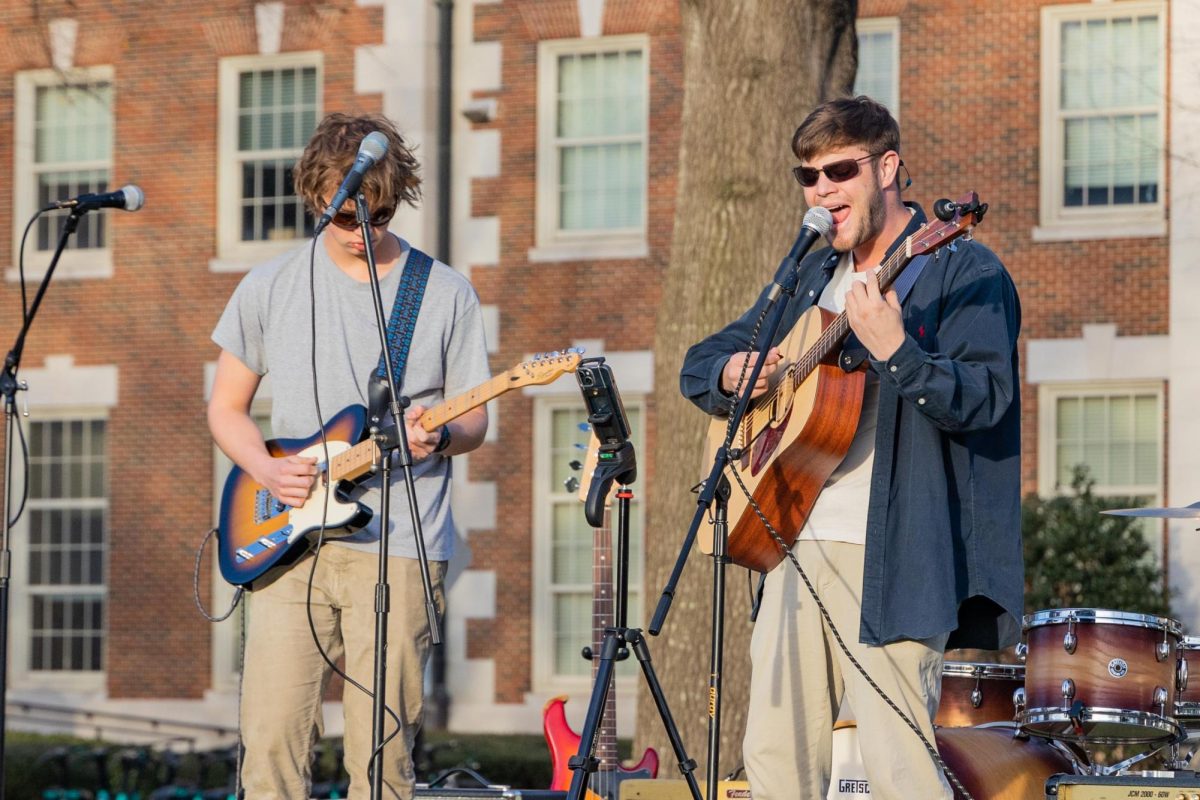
[638,0,858,781]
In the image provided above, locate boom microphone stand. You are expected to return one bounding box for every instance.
[648,224,817,800]
[566,359,701,800]
[0,207,89,800]
[351,193,443,800]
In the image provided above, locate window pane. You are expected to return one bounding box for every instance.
[26,419,108,673]
[1057,13,1160,211]
[553,47,646,234]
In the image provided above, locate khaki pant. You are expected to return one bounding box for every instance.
[743,540,951,800]
[240,544,446,799]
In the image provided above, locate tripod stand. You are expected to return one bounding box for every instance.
[564,436,702,800]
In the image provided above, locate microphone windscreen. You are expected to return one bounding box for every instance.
[803,205,833,237]
[121,184,146,212]
[359,131,389,163]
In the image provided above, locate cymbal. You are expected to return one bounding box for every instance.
[1102,502,1200,519]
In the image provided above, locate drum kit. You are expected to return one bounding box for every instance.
[831,503,1200,799]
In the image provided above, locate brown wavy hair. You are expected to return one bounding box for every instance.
[791,95,900,162]
[294,112,421,216]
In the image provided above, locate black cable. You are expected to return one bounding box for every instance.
[718,292,975,800]
[303,233,405,789]
[192,528,243,622]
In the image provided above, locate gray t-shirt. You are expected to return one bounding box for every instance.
[212,234,490,561]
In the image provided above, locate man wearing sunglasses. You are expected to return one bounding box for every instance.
[681,96,1022,799]
[208,112,490,798]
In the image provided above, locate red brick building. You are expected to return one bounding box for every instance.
[0,0,1195,746]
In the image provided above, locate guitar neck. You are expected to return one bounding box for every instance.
[418,371,516,432]
[592,507,619,771]
[792,239,914,384]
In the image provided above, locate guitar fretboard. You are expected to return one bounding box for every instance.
[593,507,619,772]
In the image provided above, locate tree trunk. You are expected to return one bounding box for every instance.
[638,0,858,782]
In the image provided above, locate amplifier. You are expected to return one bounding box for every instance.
[1046,772,1200,799]
[413,788,567,799]
[617,779,752,799]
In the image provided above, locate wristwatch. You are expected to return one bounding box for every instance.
[434,424,452,454]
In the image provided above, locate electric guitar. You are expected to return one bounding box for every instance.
[700,192,988,572]
[543,434,658,799]
[215,350,583,587]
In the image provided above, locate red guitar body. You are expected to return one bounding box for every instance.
[543,695,658,798]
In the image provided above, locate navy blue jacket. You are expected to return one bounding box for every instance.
[680,205,1023,648]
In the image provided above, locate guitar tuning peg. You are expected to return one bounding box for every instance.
[533,352,543,360]
[550,350,560,358]
[577,422,590,432]
[563,477,580,493]
[569,459,583,471]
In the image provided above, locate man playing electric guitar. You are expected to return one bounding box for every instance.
[207,112,489,799]
[680,96,1023,799]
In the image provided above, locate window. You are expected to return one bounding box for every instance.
[215,53,321,269]
[533,399,644,688]
[1038,382,1164,553]
[855,18,899,117]
[533,36,648,262]
[1037,2,1165,239]
[11,67,115,280]
[11,416,109,688]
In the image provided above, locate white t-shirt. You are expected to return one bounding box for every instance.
[797,252,880,545]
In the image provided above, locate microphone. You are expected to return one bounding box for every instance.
[769,205,834,298]
[315,131,390,234]
[49,184,145,213]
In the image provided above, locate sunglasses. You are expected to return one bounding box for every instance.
[325,204,397,230]
[792,153,882,188]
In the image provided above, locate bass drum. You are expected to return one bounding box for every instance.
[828,722,1075,800]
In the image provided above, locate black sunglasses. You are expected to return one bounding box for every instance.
[792,153,882,188]
[325,204,397,230]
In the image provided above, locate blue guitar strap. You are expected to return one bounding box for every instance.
[369,247,433,421]
[891,253,930,304]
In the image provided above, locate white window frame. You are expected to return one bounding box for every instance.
[213,51,323,272]
[531,35,649,263]
[1037,380,1165,557]
[10,66,115,281]
[9,407,109,693]
[1035,1,1166,242]
[531,395,645,694]
[855,17,900,120]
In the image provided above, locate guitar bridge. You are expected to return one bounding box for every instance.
[254,489,288,525]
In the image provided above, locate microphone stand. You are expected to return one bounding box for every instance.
[0,207,86,800]
[351,193,442,800]
[648,252,807,800]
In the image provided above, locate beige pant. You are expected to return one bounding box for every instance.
[743,540,951,800]
[240,544,446,800]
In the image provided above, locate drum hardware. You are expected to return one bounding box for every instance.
[1017,642,1028,663]
[1022,609,1186,744]
[1101,501,1200,519]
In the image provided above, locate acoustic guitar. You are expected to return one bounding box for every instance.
[699,192,987,572]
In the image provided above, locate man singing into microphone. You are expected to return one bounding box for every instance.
[208,112,490,798]
[680,96,1023,799]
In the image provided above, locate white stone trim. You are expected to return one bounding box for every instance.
[1025,324,1167,384]
[254,2,285,56]
[21,356,119,410]
[48,18,78,72]
[579,0,605,38]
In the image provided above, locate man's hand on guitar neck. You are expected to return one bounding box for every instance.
[721,347,782,399]
[844,270,906,362]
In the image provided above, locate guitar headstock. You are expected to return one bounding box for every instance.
[507,347,585,388]
[909,191,988,257]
